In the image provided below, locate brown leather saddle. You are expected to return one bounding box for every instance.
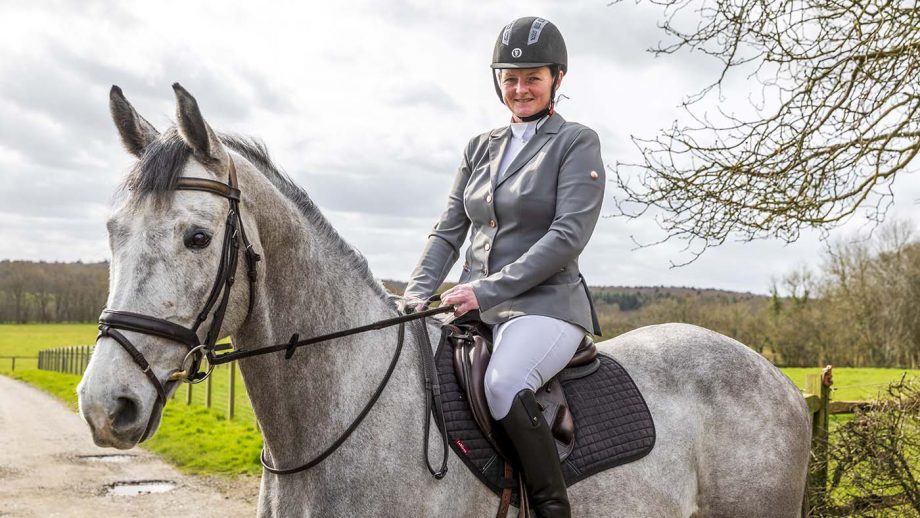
[443,312,600,464]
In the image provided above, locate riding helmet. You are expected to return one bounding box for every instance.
[491,16,567,73]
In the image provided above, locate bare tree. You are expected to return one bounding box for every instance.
[612,0,920,261]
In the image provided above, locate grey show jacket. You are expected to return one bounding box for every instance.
[405,113,604,335]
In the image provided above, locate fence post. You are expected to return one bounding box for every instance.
[11,357,15,372]
[206,373,212,409]
[806,365,832,514]
[228,362,236,420]
[186,381,193,405]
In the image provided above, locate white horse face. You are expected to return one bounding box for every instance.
[78,85,249,449]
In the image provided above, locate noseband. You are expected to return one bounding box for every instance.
[96,158,261,424]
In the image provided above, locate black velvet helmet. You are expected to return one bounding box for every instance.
[491,17,568,73]
[490,17,567,118]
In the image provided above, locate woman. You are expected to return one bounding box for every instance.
[402,16,604,518]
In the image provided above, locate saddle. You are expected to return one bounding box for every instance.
[443,313,600,464]
[426,310,656,516]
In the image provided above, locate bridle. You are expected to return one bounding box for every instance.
[95,156,452,476]
[96,158,261,439]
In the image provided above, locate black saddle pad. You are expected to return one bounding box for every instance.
[434,338,656,502]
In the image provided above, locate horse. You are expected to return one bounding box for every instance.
[77,84,812,517]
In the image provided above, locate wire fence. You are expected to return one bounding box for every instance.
[0,355,37,373]
[34,345,257,424]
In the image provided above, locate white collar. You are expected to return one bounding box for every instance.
[509,115,547,142]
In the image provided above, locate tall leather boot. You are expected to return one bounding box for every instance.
[497,389,571,518]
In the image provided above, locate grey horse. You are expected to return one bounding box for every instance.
[77,85,812,517]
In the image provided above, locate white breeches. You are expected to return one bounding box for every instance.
[483,315,585,420]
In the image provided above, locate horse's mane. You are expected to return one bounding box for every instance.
[121,128,394,307]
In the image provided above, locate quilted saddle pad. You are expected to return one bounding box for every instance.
[434,338,656,502]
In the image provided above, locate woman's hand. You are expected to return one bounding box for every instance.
[397,296,427,315]
[440,284,480,316]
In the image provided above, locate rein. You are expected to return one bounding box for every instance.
[253,301,452,476]
[96,157,453,476]
[211,298,452,476]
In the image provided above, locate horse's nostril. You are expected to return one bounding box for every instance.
[111,397,139,430]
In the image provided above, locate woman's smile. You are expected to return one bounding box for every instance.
[500,66,563,121]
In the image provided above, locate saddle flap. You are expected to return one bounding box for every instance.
[452,331,507,456]
[535,378,576,460]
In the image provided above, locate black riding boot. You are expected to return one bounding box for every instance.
[498,389,571,518]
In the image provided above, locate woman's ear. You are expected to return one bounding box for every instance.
[555,70,565,90]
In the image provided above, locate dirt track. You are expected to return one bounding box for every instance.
[0,375,259,517]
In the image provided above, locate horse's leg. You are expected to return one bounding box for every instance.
[626,324,812,518]
[694,383,810,518]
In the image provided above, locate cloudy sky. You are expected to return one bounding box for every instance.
[2,0,919,294]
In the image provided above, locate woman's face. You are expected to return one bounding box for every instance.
[500,66,563,121]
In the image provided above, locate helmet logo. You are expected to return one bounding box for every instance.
[528,18,548,45]
[511,48,522,58]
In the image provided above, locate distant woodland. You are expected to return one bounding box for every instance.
[3,223,920,368]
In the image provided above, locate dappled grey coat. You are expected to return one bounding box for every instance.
[405,113,605,335]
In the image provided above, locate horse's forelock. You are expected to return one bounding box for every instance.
[123,128,192,196]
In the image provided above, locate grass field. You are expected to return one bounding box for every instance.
[0,323,97,354]
[782,367,920,400]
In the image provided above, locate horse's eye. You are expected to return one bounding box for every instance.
[185,230,212,249]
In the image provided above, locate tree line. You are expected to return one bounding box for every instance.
[0,260,108,323]
[5,223,920,368]
[589,222,920,369]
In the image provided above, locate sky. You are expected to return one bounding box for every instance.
[2,0,919,294]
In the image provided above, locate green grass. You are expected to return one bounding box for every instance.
[5,369,263,475]
[780,367,920,400]
[0,323,98,354]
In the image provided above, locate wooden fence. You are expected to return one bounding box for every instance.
[0,355,37,372]
[35,345,255,422]
[801,365,885,517]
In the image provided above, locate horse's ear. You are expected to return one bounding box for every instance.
[172,83,226,164]
[109,85,159,158]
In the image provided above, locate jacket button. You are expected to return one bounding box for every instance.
[484,243,491,251]
[486,194,493,203]
[489,219,496,228]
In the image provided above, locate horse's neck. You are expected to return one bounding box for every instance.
[232,184,409,466]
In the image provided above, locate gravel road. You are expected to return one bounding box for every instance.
[0,375,259,517]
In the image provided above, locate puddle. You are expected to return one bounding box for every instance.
[78,454,136,463]
[106,480,176,496]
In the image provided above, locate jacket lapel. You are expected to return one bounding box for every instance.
[488,126,510,190]
[494,114,565,190]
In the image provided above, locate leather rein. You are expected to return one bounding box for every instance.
[95,158,452,477]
